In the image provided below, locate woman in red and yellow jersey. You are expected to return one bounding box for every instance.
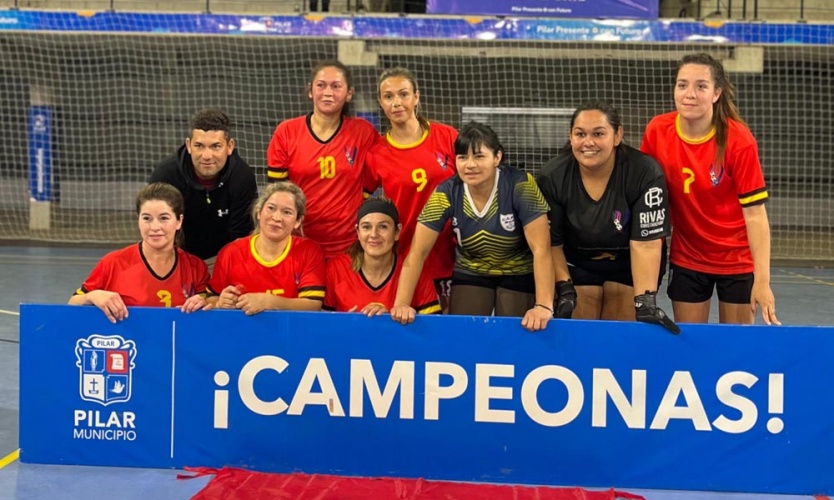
[324,198,440,316]
[364,67,457,307]
[266,59,379,259]
[207,182,325,315]
[641,53,779,326]
[70,183,209,323]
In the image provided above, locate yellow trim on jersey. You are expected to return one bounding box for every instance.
[739,190,769,206]
[420,190,451,222]
[299,289,325,300]
[675,114,716,145]
[417,303,442,315]
[267,170,288,180]
[250,234,292,268]
[386,122,431,149]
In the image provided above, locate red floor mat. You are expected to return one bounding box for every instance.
[182,467,646,500]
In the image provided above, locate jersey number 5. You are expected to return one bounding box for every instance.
[318,156,336,179]
[682,167,695,194]
[412,168,428,192]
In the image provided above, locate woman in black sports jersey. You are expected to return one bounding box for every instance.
[536,100,679,334]
[390,121,555,332]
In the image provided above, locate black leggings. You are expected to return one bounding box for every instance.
[448,272,535,317]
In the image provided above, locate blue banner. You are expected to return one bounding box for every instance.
[0,11,833,45]
[27,106,52,202]
[18,305,834,495]
[426,0,658,20]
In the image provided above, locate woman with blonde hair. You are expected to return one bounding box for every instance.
[207,182,326,315]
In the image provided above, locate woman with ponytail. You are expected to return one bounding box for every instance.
[641,53,779,326]
[364,67,458,310]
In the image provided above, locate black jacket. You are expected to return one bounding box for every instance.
[150,144,258,260]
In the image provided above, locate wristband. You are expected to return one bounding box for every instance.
[535,303,554,316]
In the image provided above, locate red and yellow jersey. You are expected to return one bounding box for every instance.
[364,121,457,281]
[208,235,325,301]
[323,253,440,314]
[641,112,768,274]
[266,114,379,258]
[75,243,208,307]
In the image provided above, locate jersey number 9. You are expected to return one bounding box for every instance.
[412,168,427,192]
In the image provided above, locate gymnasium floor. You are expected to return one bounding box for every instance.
[0,243,832,500]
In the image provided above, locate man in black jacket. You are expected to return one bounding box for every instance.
[150,109,258,263]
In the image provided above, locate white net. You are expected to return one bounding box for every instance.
[0,15,831,260]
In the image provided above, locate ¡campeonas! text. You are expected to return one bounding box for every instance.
[212,356,786,435]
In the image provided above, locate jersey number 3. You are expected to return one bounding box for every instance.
[157,290,172,307]
[319,156,336,179]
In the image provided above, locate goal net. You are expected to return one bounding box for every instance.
[0,13,831,260]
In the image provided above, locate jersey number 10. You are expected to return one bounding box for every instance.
[318,156,336,179]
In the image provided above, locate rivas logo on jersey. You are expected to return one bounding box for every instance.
[436,152,449,170]
[345,146,357,167]
[75,334,137,406]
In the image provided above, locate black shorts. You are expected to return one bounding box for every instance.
[451,271,535,294]
[569,251,667,289]
[433,277,453,298]
[569,262,633,287]
[667,263,753,304]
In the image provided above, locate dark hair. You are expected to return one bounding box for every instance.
[677,53,745,169]
[136,182,184,217]
[251,182,307,235]
[454,121,505,161]
[347,197,400,272]
[136,182,185,246]
[190,108,231,140]
[377,67,430,131]
[562,99,626,152]
[309,59,354,117]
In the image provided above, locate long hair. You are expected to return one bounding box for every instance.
[377,67,430,131]
[136,182,185,247]
[677,53,745,169]
[309,59,354,117]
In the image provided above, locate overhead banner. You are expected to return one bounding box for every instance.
[2,11,834,45]
[426,0,658,19]
[18,305,834,495]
